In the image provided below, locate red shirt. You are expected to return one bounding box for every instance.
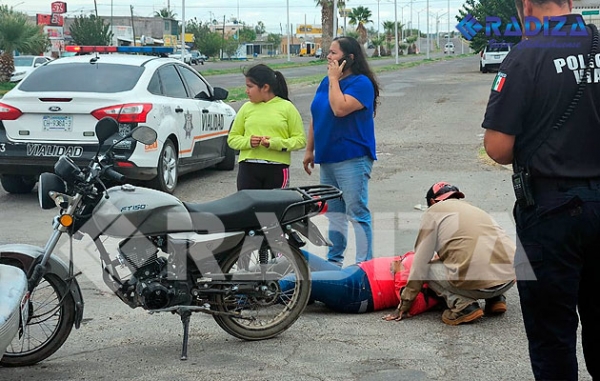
[358,252,438,314]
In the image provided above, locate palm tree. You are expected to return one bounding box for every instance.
[314,0,345,60]
[347,6,372,45]
[382,20,403,55]
[0,6,49,82]
[154,7,177,19]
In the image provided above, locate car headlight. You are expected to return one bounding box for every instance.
[38,172,66,209]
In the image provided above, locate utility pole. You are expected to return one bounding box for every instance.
[93,0,98,17]
[426,0,430,59]
[130,5,136,47]
[221,15,225,60]
[333,1,338,38]
[447,0,451,49]
[394,0,398,64]
[287,0,290,62]
[181,0,185,63]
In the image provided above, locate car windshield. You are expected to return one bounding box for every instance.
[14,57,34,66]
[19,63,144,93]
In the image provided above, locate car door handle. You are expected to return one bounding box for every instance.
[175,107,184,113]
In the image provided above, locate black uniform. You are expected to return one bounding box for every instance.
[483,14,600,381]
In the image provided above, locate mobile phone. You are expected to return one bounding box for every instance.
[340,55,354,67]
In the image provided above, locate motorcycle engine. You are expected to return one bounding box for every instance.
[116,236,191,310]
[118,237,159,270]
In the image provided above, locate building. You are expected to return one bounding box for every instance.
[573,0,600,25]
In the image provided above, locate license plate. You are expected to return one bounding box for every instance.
[494,55,501,59]
[43,115,73,132]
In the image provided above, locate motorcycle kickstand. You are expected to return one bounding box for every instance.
[178,308,192,361]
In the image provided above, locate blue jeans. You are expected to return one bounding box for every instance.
[320,156,374,265]
[279,251,373,313]
[514,184,600,381]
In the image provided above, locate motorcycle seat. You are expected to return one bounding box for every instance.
[183,189,305,232]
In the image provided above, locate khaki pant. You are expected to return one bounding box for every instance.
[426,261,515,312]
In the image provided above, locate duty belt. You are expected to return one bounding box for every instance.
[532,177,600,192]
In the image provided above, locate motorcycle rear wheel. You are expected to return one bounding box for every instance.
[211,243,311,341]
[0,265,76,367]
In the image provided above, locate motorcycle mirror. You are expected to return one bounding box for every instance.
[95,117,120,146]
[131,126,157,146]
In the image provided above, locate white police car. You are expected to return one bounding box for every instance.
[0,46,236,194]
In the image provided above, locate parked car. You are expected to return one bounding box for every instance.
[0,50,237,194]
[315,48,323,59]
[190,50,205,65]
[444,43,455,54]
[480,42,511,73]
[10,55,52,82]
[168,49,192,65]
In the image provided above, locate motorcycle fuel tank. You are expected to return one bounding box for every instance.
[92,185,194,238]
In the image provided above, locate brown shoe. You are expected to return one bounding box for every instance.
[484,295,507,315]
[441,302,484,326]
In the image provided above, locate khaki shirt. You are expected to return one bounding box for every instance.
[400,199,516,311]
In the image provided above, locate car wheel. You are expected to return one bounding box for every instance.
[149,139,178,194]
[215,142,236,171]
[0,175,36,194]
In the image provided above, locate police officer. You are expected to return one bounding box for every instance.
[482,0,600,380]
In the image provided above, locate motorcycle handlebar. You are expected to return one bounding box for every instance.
[103,167,125,183]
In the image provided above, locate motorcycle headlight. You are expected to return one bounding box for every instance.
[54,155,82,184]
[38,172,66,209]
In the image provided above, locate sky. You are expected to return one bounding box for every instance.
[8,0,470,35]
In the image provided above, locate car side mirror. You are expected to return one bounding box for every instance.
[212,87,229,101]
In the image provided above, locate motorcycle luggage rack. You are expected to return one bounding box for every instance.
[279,184,342,225]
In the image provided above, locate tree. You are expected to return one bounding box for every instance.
[457,0,519,53]
[267,33,281,48]
[314,0,345,60]
[255,21,266,36]
[185,18,221,57]
[370,35,386,57]
[348,6,373,45]
[237,26,256,43]
[223,39,240,59]
[0,6,49,82]
[69,14,113,46]
[154,7,177,19]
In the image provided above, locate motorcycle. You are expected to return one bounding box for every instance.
[0,117,342,366]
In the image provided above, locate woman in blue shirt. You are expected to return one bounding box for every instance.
[303,36,380,266]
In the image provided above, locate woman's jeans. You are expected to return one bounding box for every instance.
[320,156,374,265]
[280,251,373,313]
[514,183,600,381]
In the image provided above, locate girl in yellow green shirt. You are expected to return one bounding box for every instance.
[227,64,306,190]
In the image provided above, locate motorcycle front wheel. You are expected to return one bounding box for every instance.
[0,264,75,367]
[211,243,311,341]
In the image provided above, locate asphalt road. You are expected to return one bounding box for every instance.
[0,55,593,381]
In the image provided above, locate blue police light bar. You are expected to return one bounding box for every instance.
[116,46,174,54]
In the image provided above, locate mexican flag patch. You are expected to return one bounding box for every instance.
[492,72,507,92]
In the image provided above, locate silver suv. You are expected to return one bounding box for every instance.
[480,42,511,73]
